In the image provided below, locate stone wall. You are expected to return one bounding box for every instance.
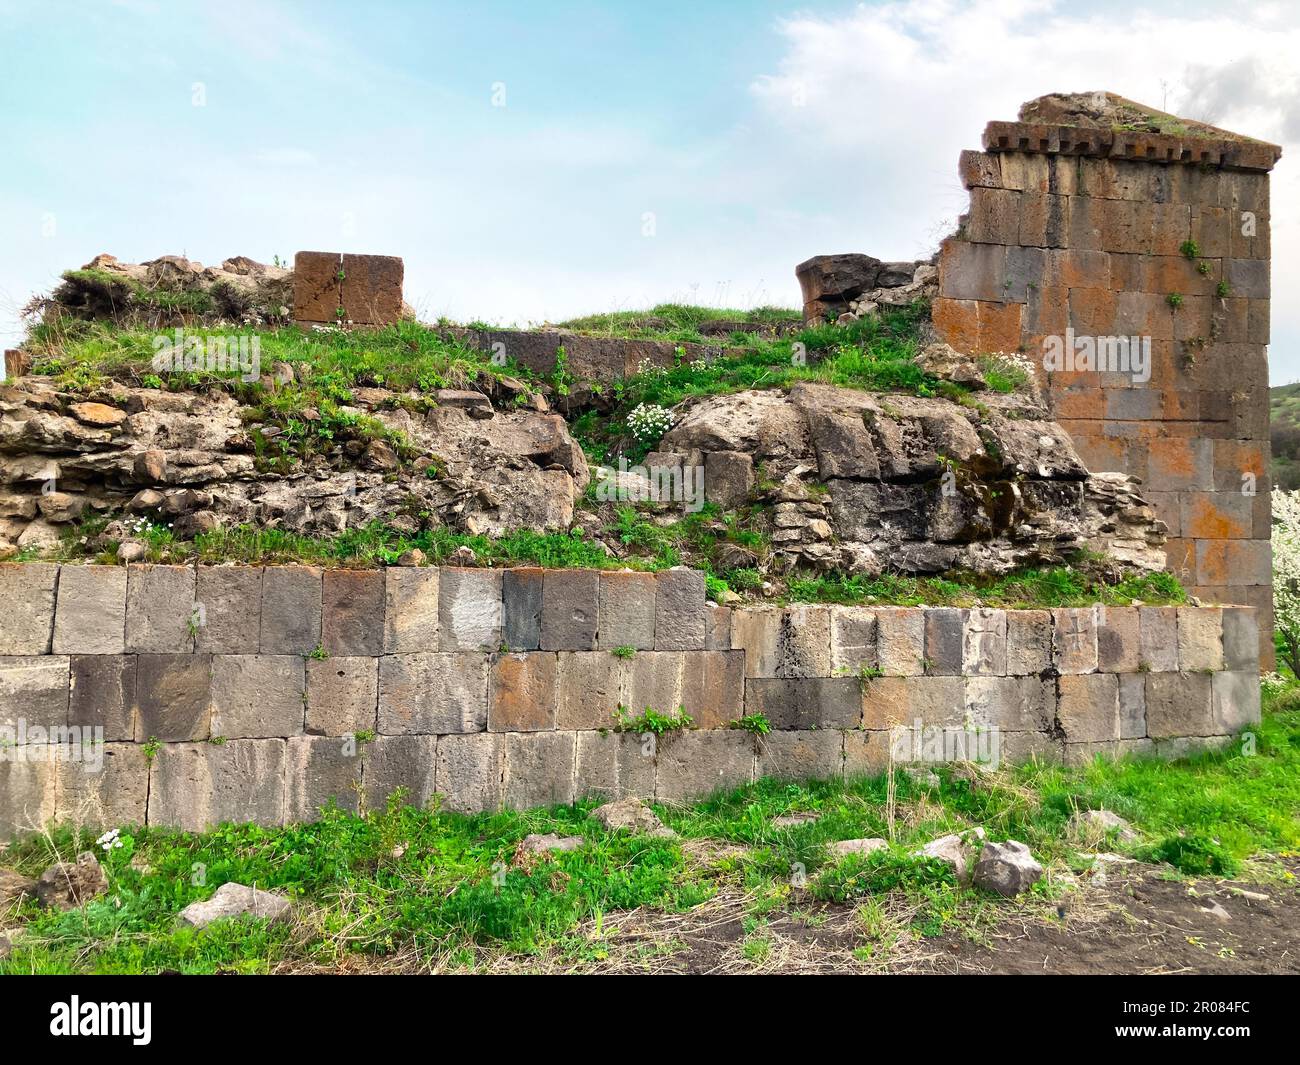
[0,562,1260,835]
[933,99,1279,662]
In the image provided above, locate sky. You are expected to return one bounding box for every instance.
[1,0,1298,378]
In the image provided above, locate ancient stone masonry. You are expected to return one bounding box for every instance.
[0,561,1259,835]
[931,92,1279,661]
[294,251,405,327]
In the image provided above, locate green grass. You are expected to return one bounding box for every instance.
[3,686,1296,974]
[556,302,802,342]
[25,316,529,395]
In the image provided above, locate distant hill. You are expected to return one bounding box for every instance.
[1272,383,1300,490]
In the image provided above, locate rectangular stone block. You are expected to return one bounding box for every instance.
[306,656,378,736]
[704,604,731,650]
[1177,607,1223,671]
[1096,606,1140,672]
[285,734,363,821]
[962,608,1006,675]
[57,742,149,828]
[924,608,965,675]
[148,739,286,830]
[322,569,385,657]
[195,566,263,653]
[0,562,58,654]
[574,731,656,802]
[745,677,861,730]
[1118,673,1147,739]
[1145,671,1214,738]
[378,652,488,735]
[964,675,1053,731]
[1053,607,1098,674]
[260,566,322,654]
[69,655,136,741]
[597,570,656,650]
[1224,258,1269,299]
[843,730,893,778]
[654,568,706,650]
[624,651,686,719]
[999,732,1064,766]
[362,734,438,811]
[488,652,557,732]
[210,655,305,739]
[1006,610,1051,675]
[0,655,69,733]
[655,730,754,803]
[0,757,57,837]
[52,565,126,654]
[556,651,628,731]
[1212,671,1260,736]
[1057,673,1119,743]
[776,606,831,678]
[967,187,1022,244]
[731,608,780,678]
[503,731,576,809]
[939,239,1007,301]
[501,567,544,650]
[1138,606,1179,672]
[294,250,342,323]
[340,252,404,326]
[876,607,925,676]
[862,675,964,730]
[959,148,1003,189]
[829,607,878,676]
[383,566,439,653]
[680,650,744,729]
[756,729,843,782]
[438,568,502,652]
[434,732,503,813]
[1195,539,1271,588]
[135,654,212,741]
[1220,607,1259,672]
[1065,738,1155,766]
[539,569,599,650]
[125,564,195,653]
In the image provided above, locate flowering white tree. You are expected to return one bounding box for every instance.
[1272,489,1300,676]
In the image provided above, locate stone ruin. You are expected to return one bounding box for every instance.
[0,91,1274,830]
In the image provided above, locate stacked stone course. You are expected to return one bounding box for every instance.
[0,562,1260,835]
[934,97,1279,661]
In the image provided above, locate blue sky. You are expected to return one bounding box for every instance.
[2,0,1298,378]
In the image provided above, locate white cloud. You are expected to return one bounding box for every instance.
[746,0,1300,377]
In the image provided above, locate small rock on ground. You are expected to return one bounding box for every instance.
[973,839,1044,897]
[914,828,985,885]
[34,852,108,910]
[1069,809,1138,845]
[176,882,292,929]
[518,833,584,854]
[591,798,676,838]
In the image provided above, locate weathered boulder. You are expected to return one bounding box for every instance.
[972,839,1044,896]
[34,851,108,910]
[661,383,1166,576]
[914,827,985,885]
[176,882,292,928]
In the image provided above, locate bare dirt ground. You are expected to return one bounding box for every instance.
[276,855,1300,975]
[493,858,1300,975]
